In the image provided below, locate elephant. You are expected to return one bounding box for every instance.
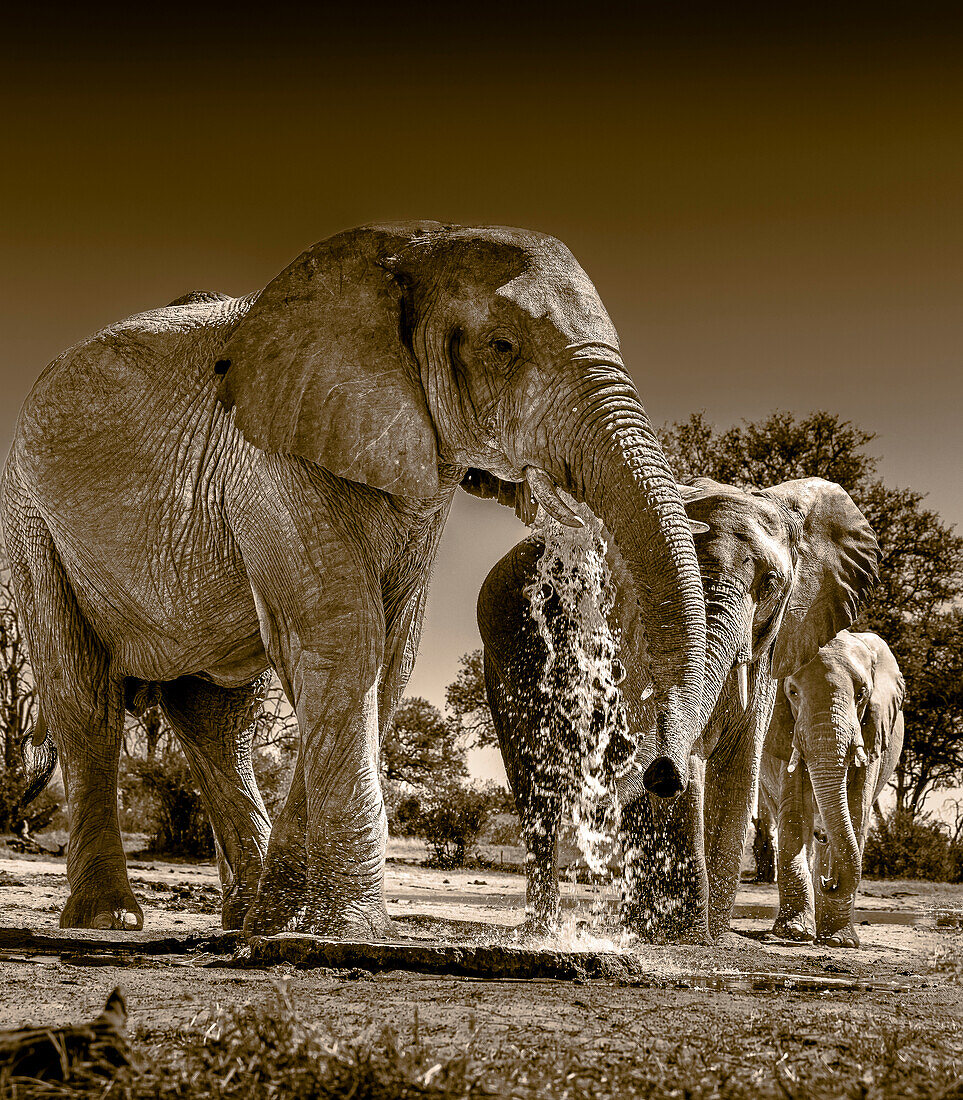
[2,221,708,937]
[760,630,904,947]
[477,476,879,940]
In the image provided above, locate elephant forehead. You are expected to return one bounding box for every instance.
[798,631,872,687]
[495,266,617,343]
[686,495,793,571]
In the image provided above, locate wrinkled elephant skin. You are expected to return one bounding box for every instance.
[479,476,879,940]
[760,631,904,947]
[2,222,707,938]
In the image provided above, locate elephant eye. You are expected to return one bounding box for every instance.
[759,570,781,599]
[490,338,515,359]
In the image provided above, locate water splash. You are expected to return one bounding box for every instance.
[526,502,630,893]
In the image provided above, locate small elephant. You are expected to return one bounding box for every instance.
[760,630,904,947]
[479,476,879,940]
[3,222,708,936]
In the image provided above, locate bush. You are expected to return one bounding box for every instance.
[863,809,963,882]
[0,767,61,837]
[120,751,215,859]
[416,784,493,868]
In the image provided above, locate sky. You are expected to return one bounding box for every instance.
[2,6,961,779]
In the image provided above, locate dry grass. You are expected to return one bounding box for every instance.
[2,983,961,1099]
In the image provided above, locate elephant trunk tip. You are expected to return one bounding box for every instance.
[642,755,688,799]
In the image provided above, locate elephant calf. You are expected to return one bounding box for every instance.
[760,630,904,947]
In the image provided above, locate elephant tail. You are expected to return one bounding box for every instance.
[17,711,58,810]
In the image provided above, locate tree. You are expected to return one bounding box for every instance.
[445,649,497,749]
[660,410,963,816]
[0,563,56,835]
[0,565,38,773]
[890,610,963,815]
[382,697,467,788]
[659,410,879,495]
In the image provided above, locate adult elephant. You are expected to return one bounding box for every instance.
[478,476,878,940]
[760,631,904,947]
[2,222,707,937]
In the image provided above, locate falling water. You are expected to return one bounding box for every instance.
[526,501,631,923]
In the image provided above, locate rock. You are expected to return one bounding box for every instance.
[217,934,643,981]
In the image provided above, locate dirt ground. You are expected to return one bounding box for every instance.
[2,837,962,1096]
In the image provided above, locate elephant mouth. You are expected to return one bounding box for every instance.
[641,756,686,798]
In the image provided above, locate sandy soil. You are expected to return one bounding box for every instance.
[1,838,962,1095]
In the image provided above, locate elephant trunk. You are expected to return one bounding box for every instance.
[549,372,707,797]
[805,717,860,902]
[698,576,752,731]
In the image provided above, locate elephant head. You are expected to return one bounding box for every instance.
[611,476,878,804]
[216,222,707,796]
[767,631,904,914]
[681,476,880,751]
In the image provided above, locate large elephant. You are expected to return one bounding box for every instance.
[2,222,707,937]
[760,630,904,947]
[478,476,878,940]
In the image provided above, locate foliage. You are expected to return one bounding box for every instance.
[660,409,880,493]
[863,809,963,882]
[413,783,495,867]
[120,747,215,858]
[0,563,56,834]
[660,409,963,815]
[382,697,468,788]
[445,649,497,749]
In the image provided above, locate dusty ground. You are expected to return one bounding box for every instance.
[1,837,962,1096]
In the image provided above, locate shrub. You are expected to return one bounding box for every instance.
[0,768,60,837]
[863,809,961,882]
[120,751,215,859]
[416,784,493,867]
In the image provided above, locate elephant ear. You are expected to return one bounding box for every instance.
[858,633,905,762]
[216,222,444,497]
[761,478,879,679]
[764,686,796,762]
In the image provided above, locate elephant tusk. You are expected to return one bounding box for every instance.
[734,661,750,710]
[853,745,868,768]
[31,712,48,748]
[689,519,710,535]
[787,744,802,774]
[523,466,585,528]
[515,480,539,526]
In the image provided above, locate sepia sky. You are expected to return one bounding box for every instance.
[2,6,961,771]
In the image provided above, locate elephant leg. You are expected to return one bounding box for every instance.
[5,505,141,930]
[704,738,759,938]
[159,676,272,930]
[240,548,390,939]
[244,754,307,935]
[620,759,709,943]
[487,658,562,932]
[771,763,816,941]
[815,765,867,947]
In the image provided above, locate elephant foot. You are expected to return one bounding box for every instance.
[61,886,144,931]
[512,914,561,941]
[221,883,260,931]
[769,916,816,943]
[297,901,398,941]
[817,924,860,948]
[244,891,397,942]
